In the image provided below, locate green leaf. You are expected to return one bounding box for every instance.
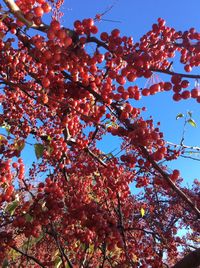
[53,249,60,258]
[25,213,33,222]
[176,113,184,120]
[1,122,11,134]
[187,119,197,127]
[54,256,62,268]
[47,135,52,141]
[34,233,44,244]
[88,244,94,254]
[47,144,53,155]
[15,193,20,201]
[6,200,19,216]
[105,121,118,128]
[141,208,145,217]
[14,139,25,152]
[80,243,86,251]
[0,135,6,145]
[34,143,44,159]
[2,259,9,268]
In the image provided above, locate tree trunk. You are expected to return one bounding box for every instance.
[173,248,200,268]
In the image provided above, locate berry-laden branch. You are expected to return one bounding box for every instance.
[3,0,33,27]
[50,225,73,268]
[3,0,200,83]
[3,0,48,30]
[64,75,199,218]
[1,0,200,267]
[139,146,200,218]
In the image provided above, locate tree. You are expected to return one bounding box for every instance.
[0,0,199,267]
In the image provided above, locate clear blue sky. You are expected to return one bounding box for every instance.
[60,0,200,183]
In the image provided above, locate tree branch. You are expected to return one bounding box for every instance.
[167,141,200,151]
[85,147,108,167]
[139,146,200,218]
[3,0,48,31]
[151,68,200,80]
[11,246,46,268]
[50,225,73,268]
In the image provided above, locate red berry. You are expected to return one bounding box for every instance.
[184,64,192,72]
[163,82,172,91]
[42,77,50,88]
[34,7,44,17]
[57,29,66,40]
[100,32,109,41]
[171,75,181,84]
[50,20,60,31]
[111,29,120,38]
[181,90,191,99]
[64,37,72,47]
[90,25,98,34]
[173,93,182,101]
[42,3,51,13]
[191,88,200,98]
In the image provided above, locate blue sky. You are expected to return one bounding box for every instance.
[59,0,200,183]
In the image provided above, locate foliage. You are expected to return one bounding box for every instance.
[0,1,199,267]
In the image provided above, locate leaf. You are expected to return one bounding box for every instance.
[105,121,118,128]
[132,254,138,262]
[106,153,114,159]
[9,248,20,259]
[88,244,94,254]
[187,111,192,117]
[25,213,33,222]
[47,144,53,155]
[14,139,25,152]
[41,201,46,209]
[187,119,197,127]
[6,200,19,216]
[54,256,62,268]
[80,243,86,251]
[47,135,52,141]
[1,122,11,134]
[15,193,20,202]
[176,113,184,120]
[0,135,6,145]
[141,208,145,217]
[34,143,44,159]
[53,249,60,258]
[34,233,44,244]
[2,259,9,268]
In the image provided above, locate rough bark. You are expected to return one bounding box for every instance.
[173,248,200,268]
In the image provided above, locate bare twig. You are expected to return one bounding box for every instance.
[167,141,200,151]
[50,225,73,268]
[151,68,200,80]
[85,147,107,167]
[11,246,46,268]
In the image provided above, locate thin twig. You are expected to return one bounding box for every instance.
[85,147,107,167]
[167,141,200,151]
[11,246,45,268]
